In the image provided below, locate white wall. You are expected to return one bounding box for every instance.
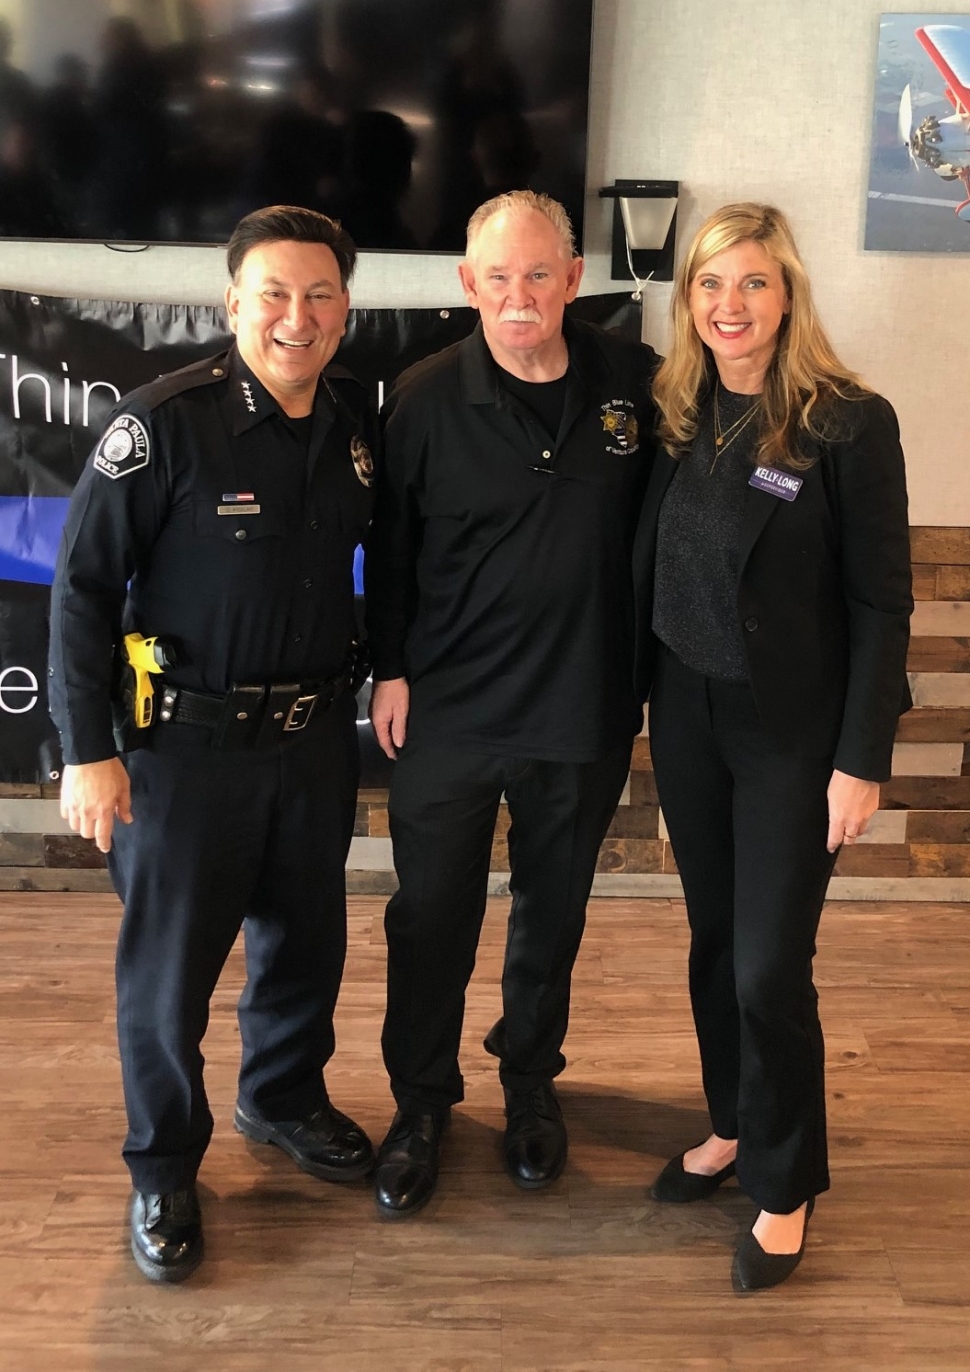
[0,0,966,523]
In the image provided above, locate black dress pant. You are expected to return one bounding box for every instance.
[107,695,358,1194]
[382,738,633,1113]
[649,646,837,1213]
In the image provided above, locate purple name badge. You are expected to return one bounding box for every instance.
[748,466,803,501]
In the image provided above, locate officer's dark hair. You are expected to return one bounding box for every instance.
[227,206,357,289]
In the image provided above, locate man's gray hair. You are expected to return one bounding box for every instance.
[465,190,577,260]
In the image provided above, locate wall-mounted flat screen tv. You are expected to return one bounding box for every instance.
[0,0,594,252]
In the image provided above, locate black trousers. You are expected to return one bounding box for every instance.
[649,647,837,1213]
[382,739,632,1113]
[107,695,358,1194]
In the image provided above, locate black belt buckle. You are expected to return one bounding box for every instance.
[283,692,318,732]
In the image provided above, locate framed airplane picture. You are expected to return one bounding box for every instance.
[866,14,970,250]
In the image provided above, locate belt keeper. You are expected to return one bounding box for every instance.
[253,683,304,747]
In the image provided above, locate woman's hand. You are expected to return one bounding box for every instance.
[826,769,880,853]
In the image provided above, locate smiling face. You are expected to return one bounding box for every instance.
[688,239,790,392]
[225,239,350,415]
[458,208,583,377]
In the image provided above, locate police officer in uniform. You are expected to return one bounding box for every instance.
[49,206,376,1283]
[366,191,658,1217]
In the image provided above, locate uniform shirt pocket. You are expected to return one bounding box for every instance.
[188,500,287,598]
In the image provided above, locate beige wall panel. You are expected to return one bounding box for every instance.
[891,743,966,777]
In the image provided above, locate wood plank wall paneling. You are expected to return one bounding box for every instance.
[4,527,970,900]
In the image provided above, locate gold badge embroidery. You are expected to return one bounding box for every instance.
[350,434,375,487]
[600,407,639,451]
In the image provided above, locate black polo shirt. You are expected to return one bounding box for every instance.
[50,346,376,764]
[366,319,658,761]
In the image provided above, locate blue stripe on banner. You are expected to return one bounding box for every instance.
[0,499,367,595]
[0,496,70,586]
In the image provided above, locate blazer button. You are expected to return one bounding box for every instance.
[743,616,758,631]
[235,528,247,541]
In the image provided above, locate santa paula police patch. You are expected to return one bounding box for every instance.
[350,434,374,487]
[93,414,151,479]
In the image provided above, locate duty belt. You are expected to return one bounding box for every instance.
[156,670,354,749]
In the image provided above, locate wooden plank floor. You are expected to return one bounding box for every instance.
[1,893,969,1371]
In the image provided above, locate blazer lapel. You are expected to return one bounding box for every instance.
[737,478,782,578]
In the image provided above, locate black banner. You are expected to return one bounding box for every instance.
[0,288,639,782]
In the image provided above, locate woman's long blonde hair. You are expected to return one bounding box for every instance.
[654,203,869,468]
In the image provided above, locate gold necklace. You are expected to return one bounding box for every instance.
[709,380,761,474]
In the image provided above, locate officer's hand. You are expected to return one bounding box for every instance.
[826,769,880,854]
[60,758,133,854]
[369,677,409,760]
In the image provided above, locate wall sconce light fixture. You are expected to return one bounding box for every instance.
[599,180,679,290]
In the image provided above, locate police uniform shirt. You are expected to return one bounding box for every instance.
[50,347,376,765]
[366,318,659,763]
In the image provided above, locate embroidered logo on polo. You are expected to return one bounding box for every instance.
[93,413,150,479]
[240,380,257,413]
[350,434,374,487]
[600,402,639,456]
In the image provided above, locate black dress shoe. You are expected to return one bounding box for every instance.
[130,1187,203,1284]
[650,1149,736,1203]
[374,1109,449,1220]
[503,1082,567,1189]
[731,1197,815,1292]
[234,1100,374,1182]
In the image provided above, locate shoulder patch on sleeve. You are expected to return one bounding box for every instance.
[92,413,150,479]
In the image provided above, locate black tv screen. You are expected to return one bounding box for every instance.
[0,0,594,252]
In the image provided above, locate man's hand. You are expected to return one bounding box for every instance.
[826,769,880,854]
[369,677,409,760]
[60,758,133,854]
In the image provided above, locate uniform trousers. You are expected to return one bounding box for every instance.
[107,695,358,1194]
[382,738,633,1114]
[648,646,837,1214]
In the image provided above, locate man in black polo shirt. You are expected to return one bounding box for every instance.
[366,190,658,1217]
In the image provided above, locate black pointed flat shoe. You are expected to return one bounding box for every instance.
[650,1149,736,1202]
[731,1197,815,1292]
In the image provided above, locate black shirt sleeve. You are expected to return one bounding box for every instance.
[830,394,913,781]
[365,379,423,681]
[49,407,168,764]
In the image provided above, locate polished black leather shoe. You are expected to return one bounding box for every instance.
[650,1149,736,1203]
[374,1109,449,1220]
[130,1187,203,1284]
[503,1082,567,1189]
[234,1100,374,1182]
[732,1197,815,1292]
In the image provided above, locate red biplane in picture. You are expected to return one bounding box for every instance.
[899,23,970,221]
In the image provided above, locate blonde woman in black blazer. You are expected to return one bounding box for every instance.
[634,204,912,1291]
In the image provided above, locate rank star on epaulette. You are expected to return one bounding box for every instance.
[93,413,151,479]
[240,380,257,414]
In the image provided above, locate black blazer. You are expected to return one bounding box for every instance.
[633,393,913,781]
